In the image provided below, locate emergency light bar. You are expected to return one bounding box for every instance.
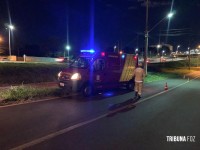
[80,49,95,53]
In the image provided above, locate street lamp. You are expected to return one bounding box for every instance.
[157,44,161,55]
[65,45,71,59]
[135,48,139,54]
[114,45,117,52]
[144,7,174,75]
[176,45,180,53]
[188,47,191,70]
[8,24,15,56]
[162,50,165,56]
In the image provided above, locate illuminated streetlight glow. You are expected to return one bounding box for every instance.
[157,44,161,48]
[114,45,117,52]
[135,48,138,53]
[7,24,15,56]
[167,12,174,18]
[66,45,71,50]
[65,45,71,59]
[8,25,14,30]
[177,45,180,52]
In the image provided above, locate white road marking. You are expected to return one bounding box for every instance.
[10,114,107,150]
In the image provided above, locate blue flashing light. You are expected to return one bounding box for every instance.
[80,49,95,53]
[103,91,114,97]
[121,54,125,59]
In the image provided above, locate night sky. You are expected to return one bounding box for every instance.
[0,0,200,56]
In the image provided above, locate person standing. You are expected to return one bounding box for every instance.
[132,62,145,100]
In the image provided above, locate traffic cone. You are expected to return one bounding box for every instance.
[164,82,168,90]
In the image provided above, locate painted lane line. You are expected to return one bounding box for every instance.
[10,113,107,150]
[135,81,190,105]
[136,75,200,105]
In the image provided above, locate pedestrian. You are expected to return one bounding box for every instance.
[132,62,145,100]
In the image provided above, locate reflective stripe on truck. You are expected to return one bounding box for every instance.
[119,54,135,82]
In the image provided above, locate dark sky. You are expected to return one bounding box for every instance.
[0,0,200,54]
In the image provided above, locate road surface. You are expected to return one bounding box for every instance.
[0,75,200,150]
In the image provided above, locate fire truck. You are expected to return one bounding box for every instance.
[58,50,138,96]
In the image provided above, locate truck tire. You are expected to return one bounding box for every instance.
[126,79,135,91]
[82,83,94,97]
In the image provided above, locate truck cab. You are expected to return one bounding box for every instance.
[58,50,137,96]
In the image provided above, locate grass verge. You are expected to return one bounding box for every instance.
[144,72,180,83]
[0,62,66,85]
[0,86,65,105]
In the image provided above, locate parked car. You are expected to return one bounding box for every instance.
[55,57,70,63]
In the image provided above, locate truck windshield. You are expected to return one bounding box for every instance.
[70,57,91,68]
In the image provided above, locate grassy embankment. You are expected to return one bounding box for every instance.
[0,62,66,85]
[0,62,66,104]
[0,59,199,103]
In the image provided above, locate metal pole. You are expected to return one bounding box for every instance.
[189,48,191,70]
[144,0,149,75]
[9,29,11,56]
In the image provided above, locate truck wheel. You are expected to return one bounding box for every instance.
[126,80,134,91]
[82,84,93,97]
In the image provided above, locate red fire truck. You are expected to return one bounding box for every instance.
[58,50,138,96]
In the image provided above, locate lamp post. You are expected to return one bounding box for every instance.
[8,24,14,56]
[144,3,174,75]
[176,45,180,53]
[144,0,149,76]
[157,44,161,56]
[162,50,165,56]
[66,45,71,59]
[114,45,117,52]
[188,47,191,70]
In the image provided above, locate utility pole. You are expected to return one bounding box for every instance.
[144,0,149,76]
[188,47,191,70]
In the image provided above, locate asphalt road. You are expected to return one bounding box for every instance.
[0,75,200,150]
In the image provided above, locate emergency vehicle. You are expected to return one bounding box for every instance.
[57,50,138,96]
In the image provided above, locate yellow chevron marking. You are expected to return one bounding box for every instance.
[119,54,136,82]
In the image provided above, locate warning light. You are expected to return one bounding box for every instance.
[133,54,139,67]
[121,54,125,59]
[134,56,137,60]
[101,52,105,57]
[80,49,95,53]
[119,51,123,55]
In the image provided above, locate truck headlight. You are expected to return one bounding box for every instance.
[71,73,81,80]
[58,71,62,78]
